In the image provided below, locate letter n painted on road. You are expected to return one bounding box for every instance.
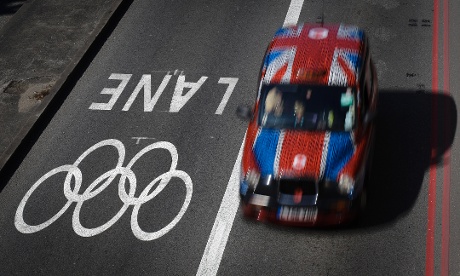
[89,74,132,110]
[122,74,172,112]
[169,75,208,112]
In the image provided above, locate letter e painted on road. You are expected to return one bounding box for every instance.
[89,74,132,110]
[169,75,208,112]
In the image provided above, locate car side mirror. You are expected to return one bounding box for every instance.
[236,105,253,121]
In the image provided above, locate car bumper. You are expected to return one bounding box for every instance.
[241,195,360,227]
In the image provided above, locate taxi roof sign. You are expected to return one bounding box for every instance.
[308,28,329,39]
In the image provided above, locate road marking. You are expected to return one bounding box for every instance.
[426,0,439,275]
[197,1,303,275]
[215,78,239,115]
[131,137,156,144]
[122,74,172,112]
[196,140,243,276]
[89,73,131,111]
[15,139,193,241]
[91,74,237,114]
[441,0,450,275]
[170,75,208,112]
[283,0,304,27]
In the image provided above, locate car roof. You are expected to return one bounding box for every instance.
[261,23,367,87]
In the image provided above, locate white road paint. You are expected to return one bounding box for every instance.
[196,140,244,276]
[172,69,184,75]
[90,74,238,114]
[122,74,172,112]
[215,78,238,115]
[131,137,157,144]
[283,0,304,27]
[197,1,303,274]
[89,73,131,110]
[170,75,208,112]
[15,139,192,241]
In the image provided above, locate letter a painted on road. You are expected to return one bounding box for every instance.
[169,75,208,112]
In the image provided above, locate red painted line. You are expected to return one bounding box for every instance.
[441,149,451,276]
[443,0,449,96]
[441,0,450,274]
[426,0,439,275]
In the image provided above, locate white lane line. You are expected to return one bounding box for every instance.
[196,140,243,276]
[197,1,304,275]
[283,0,304,27]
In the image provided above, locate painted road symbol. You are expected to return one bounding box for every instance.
[15,139,193,241]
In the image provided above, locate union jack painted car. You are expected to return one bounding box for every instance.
[238,23,378,226]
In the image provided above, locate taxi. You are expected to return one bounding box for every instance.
[238,23,378,226]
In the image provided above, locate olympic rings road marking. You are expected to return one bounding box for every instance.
[14,139,193,241]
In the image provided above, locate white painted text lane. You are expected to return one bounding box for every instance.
[89,73,239,115]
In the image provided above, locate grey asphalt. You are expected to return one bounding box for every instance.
[0,0,128,173]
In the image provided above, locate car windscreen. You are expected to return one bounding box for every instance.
[258,84,356,131]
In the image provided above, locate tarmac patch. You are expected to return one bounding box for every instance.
[1,77,56,113]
